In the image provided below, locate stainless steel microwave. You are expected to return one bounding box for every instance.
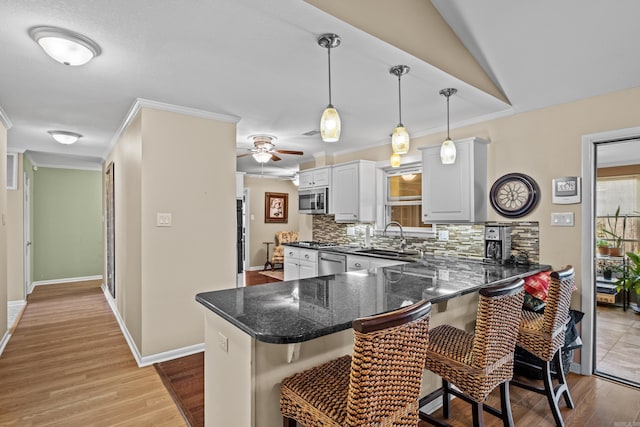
[298,187,329,214]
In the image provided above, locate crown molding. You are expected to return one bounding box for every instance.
[0,105,13,129]
[103,98,241,159]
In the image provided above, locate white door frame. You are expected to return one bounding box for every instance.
[580,125,640,375]
[244,187,250,271]
[23,171,31,296]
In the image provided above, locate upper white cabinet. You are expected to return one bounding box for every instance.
[420,137,489,223]
[299,166,331,189]
[332,160,376,223]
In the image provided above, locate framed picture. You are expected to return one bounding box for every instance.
[265,192,288,223]
[552,176,581,204]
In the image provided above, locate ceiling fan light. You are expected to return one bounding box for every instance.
[253,152,272,163]
[48,130,82,145]
[29,26,101,66]
[391,125,410,154]
[440,138,456,164]
[320,106,341,142]
[390,152,401,168]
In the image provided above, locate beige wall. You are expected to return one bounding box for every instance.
[7,154,23,301]
[244,176,311,267]
[323,86,640,310]
[105,106,237,357]
[0,122,7,339]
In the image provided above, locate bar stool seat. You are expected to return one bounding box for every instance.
[280,300,432,427]
[419,279,525,427]
[511,266,576,427]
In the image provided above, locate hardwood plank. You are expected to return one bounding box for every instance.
[0,281,186,426]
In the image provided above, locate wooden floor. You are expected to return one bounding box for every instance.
[0,280,186,426]
[4,275,639,427]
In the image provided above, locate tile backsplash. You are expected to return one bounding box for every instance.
[312,215,539,263]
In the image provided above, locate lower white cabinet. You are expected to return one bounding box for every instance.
[346,254,407,272]
[284,247,318,281]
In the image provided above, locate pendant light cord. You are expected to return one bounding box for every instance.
[327,46,332,106]
[446,93,450,139]
[397,74,403,125]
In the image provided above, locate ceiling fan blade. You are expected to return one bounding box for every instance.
[237,153,253,158]
[275,149,304,155]
[270,154,282,161]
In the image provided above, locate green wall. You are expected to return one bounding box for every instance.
[33,167,103,281]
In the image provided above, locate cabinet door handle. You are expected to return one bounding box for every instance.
[304,254,309,259]
[354,262,362,268]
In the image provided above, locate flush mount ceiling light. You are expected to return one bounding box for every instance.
[390,65,410,155]
[439,88,458,164]
[318,33,341,143]
[401,174,417,181]
[29,26,101,66]
[390,152,401,168]
[48,130,82,145]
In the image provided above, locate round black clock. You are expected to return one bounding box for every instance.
[489,173,540,218]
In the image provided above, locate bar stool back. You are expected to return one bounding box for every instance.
[511,265,575,427]
[280,300,432,427]
[420,278,525,427]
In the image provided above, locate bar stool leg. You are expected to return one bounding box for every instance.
[542,355,565,427]
[471,401,485,427]
[283,417,296,427]
[499,382,514,427]
[442,379,451,418]
[554,350,575,409]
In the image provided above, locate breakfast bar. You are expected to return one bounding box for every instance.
[196,257,550,427]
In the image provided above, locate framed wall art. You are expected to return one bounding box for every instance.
[552,176,581,204]
[265,192,288,223]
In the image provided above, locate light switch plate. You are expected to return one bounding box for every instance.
[156,212,172,227]
[551,212,574,227]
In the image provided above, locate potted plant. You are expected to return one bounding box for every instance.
[597,239,610,256]
[602,265,614,280]
[601,206,626,257]
[614,251,640,313]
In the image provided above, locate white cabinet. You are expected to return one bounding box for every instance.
[346,254,406,272]
[332,160,376,223]
[283,247,318,281]
[299,167,331,189]
[235,172,244,199]
[420,137,489,223]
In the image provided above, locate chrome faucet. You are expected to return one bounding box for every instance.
[383,221,406,252]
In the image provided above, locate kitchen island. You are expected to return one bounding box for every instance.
[196,256,550,427]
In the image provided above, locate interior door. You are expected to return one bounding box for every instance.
[23,172,31,296]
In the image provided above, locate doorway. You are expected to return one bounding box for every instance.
[23,172,31,296]
[581,127,640,387]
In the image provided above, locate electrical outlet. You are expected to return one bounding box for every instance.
[217,332,228,352]
[156,212,172,227]
[438,269,450,281]
[347,226,356,236]
[438,230,449,241]
[551,212,574,227]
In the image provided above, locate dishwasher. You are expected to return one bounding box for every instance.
[318,251,347,276]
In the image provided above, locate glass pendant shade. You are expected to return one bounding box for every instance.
[320,105,341,142]
[30,26,101,66]
[391,125,410,154]
[440,138,456,164]
[253,152,272,163]
[390,152,401,167]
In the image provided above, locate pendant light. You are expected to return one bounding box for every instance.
[318,33,341,143]
[390,152,401,168]
[390,65,410,154]
[439,88,458,164]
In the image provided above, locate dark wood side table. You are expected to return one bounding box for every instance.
[263,241,273,271]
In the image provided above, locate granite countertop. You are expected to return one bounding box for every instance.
[196,256,550,344]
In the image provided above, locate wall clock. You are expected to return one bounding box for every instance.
[489,173,540,218]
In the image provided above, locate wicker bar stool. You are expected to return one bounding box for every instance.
[419,279,525,427]
[511,266,575,427]
[280,300,432,427]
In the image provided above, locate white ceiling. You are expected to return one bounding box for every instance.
[1,1,639,177]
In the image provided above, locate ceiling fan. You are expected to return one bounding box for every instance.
[237,135,304,163]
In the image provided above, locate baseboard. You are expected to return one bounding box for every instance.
[247,266,265,271]
[100,283,204,368]
[32,275,103,289]
[0,330,11,357]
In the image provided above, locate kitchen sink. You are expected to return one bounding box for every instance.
[355,248,419,258]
